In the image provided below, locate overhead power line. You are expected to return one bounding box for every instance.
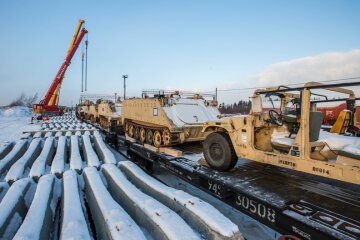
[216,76,360,92]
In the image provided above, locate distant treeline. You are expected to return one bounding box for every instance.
[219,100,252,114]
[8,93,38,108]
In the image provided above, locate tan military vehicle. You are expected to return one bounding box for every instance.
[86,101,99,123]
[98,100,122,129]
[76,100,92,119]
[202,82,360,185]
[122,90,220,147]
[75,102,86,119]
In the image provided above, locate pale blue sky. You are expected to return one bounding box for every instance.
[0,0,359,106]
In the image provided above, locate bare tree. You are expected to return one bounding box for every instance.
[8,93,38,107]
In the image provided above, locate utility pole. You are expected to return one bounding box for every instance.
[81,52,84,92]
[215,88,218,101]
[122,75,128,100]
[85,40,88,91]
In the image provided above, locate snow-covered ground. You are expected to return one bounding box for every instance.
[0,107,40,144]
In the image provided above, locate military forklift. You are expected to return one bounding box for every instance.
[202,81,360,184]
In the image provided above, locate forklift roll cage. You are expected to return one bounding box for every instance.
[203,81,360,184]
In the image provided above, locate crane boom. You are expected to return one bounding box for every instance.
[42,28,88,105]
[48,19,85,106]
[33,26,88,116]
[67,20,85,57]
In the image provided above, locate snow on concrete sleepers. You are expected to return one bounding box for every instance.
[50,136,67,178]
[29,137,56,181]
[0,140,28,177]
[0,182,9,202]
[20,132,32,140]
[93,131,116,164]
[4,138,42,184]
[75,131,82,136]
[0,178,36,239]
[83,166,146,240]
[44,132,53,138]
[118,161,243,240]
[0,141,15,160]
[13,174,60,240]
[101,164,201,240]
[55,131,63,138]
[60,170,92,240]
[69,135,83,173]
[82,134,101,169]
[33,132,42,139]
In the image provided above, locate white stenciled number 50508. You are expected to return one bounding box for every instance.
[235,195,276,223]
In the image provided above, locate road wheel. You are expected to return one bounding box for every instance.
[203,132,237,171]
[134,127,140,140]
[153,130,162,147]
[146,130,153,144]
[162,129,171,146]
[128,124,134,138]
[139,128,146,143]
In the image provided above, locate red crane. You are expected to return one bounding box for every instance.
[33,21,88,119]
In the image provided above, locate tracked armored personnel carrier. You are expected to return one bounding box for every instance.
[97,100,122,130]
[86,101,99,123]
[202,81,360,184]
[75,103,85,119]
[122,90,220,147]
[76,100,92,119]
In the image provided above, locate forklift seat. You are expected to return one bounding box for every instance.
[271,111,323,152]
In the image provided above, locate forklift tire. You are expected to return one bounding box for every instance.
[203,132,238,171]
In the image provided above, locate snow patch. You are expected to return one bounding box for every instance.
[0,140,28,177]
[342,144,360,155]
[163,98,220,127]
[0,178,35,239]
[12,174,59,240]
[29,137,55,180]
[60,170,92,240]
[4,138,42,183]
[83,166,146,240]
[93,131,116,164]
[50,136,67,177]
[318,130,360,150]
[0,141,14,160]
[119,161,242,239]
[0,106,31,118]
[0,107,40,144]
[69,135,83,173]
[82,134,101,168]
[102,164,201,240]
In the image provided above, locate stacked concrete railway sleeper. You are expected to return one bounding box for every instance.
[40,117,93,131]
[0,116,243,240]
